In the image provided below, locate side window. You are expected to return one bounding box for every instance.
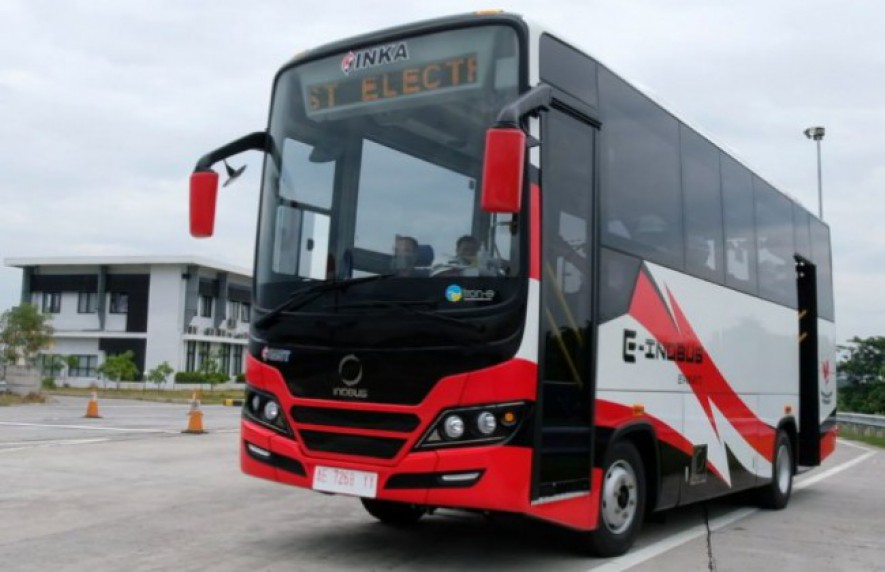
[754,178,797,307]
[720,155,757,294]
[681,126,724,283]
[793,204,812,260]
[599,69,683,270]
[810,219,835,321]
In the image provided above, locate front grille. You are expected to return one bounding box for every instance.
[299,430,405,459]
[291,406,420,433]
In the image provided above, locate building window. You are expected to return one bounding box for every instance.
[69,355,98,377]
[186,341,197,372]
[200,295,214,318]
[232,345,243,376]
[42,292,61,314]
[78,292,98,314]
[109,292,129,314]
[198,341,211,370]
[240,303,251,323]
[220,344,231,375]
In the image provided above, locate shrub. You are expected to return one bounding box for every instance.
[41,376,56,389]
[235,373,246,383]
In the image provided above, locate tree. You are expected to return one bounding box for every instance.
[64,354,80,383]
[42,354,65,388]
[198,350,228,391]
[97,351,139,389]
[0,304,54,367]
[838,336,885,414]
[838,336,885,385]
[145,362,174,393]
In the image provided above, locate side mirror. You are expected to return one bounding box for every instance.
[190,171,220,238]
[481,127,525,213]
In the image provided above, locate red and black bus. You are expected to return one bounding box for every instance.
[189,11,836,556]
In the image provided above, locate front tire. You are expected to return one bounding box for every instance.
[360,498,426,526]
[585,440,646,557]
[755,430,794,509]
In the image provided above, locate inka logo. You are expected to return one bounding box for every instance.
[622,329,704,364]
[341,42,409,75]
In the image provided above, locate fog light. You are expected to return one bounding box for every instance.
[263,400,280,422]
[476,411,497,435]
[443,415,465,439]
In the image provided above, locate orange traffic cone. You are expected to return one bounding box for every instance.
[183,390,206,434]
[84,389,102,418]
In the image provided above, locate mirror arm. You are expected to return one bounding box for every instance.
[193,131,271,173]
[493,84,553,129]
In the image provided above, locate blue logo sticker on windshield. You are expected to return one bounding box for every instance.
[445,285,463,302]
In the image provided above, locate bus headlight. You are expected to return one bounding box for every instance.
[243,388,291,437]
[443,415,465,439]
[476,411,497,435]
[263,401,280,422]
[416,402,527,450]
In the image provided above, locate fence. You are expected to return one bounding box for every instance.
[837,412,885,439]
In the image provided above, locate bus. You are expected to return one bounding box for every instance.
[188,11,837,556]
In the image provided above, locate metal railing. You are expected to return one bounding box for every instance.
[837,412,885,438]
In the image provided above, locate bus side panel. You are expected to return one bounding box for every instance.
[596,263,797,503]
[818,319,838,462]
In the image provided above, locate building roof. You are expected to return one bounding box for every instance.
[4,255,252,278]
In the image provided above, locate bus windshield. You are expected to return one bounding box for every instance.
[255,25,522,310]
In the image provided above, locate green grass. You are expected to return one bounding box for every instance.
[840,428,885,449]
[47,386,245,405]
[0,392,48,406]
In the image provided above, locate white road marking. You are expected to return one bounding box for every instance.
[588,444,878,571]
[0,421,179,433]
[0,437,112,453]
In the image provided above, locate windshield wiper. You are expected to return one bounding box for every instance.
[331,300,485,334]
[253,274,395,329]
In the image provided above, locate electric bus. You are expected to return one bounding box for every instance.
[188,11,836,556]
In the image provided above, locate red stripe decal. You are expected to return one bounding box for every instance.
[629,270,776,462]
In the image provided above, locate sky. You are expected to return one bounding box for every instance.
[1,0,883,343]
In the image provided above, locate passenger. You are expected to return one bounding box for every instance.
[392,235,419,276]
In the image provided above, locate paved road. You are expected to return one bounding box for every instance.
[0,397,882,571]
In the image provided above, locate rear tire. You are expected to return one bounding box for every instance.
[585,440,646,557]
[755,430,794,509]
[360,498,426,526]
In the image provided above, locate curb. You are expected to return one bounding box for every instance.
[223,399,245,407]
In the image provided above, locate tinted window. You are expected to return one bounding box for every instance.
[754,178,796,307]
[793,204,812,259]
[810,219,835,321]
[681,126,724,284]
[720,155,757,294]
[599,69,683,270]
[540,34,598,106]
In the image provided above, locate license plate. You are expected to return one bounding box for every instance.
[312,466,378,498]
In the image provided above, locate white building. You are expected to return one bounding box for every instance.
[4,256,252,387]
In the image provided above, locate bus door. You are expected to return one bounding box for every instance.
[533,99,599,501]
[796,256,821,466]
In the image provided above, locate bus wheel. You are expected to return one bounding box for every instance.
[755,430,793,509]
[360,498,426,526]
[585,440,646,557]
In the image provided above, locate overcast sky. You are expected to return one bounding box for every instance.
[1,0,882,343]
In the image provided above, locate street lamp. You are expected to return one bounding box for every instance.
[804,126,825,218]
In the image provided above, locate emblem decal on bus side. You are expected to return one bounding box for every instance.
[622,328,704,364]
[446,284,495,303]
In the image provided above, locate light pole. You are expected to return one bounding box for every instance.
[804,126,825,218]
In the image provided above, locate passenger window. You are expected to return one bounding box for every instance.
[681,126,724,284]
[754,178,796,307]
[810,219,834,321]
[793,204,812,260]
[599,69,683,270]
[720,155,757,294]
